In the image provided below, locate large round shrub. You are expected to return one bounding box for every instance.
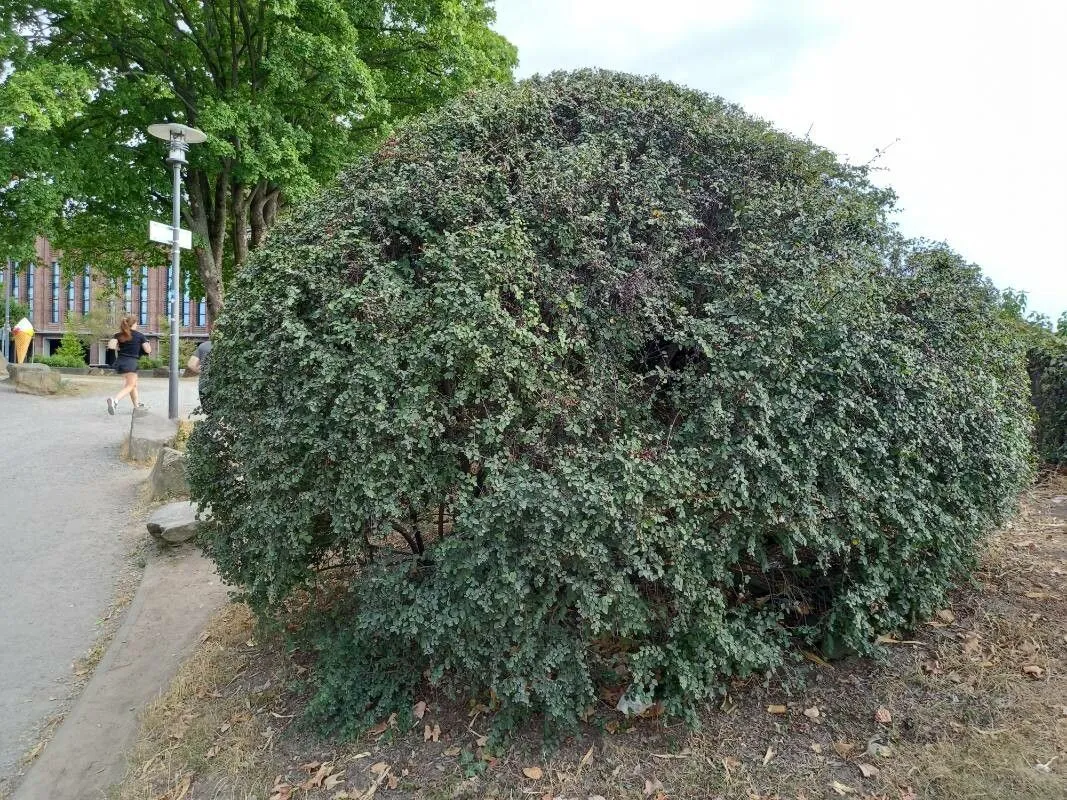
[188,70,1033,732]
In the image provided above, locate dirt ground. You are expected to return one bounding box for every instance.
[111,472,1067,800]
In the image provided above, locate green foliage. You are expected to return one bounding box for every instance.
[139,356,163,370]
[4,297,30,325]
[35,354,84,368]
[0,0,517,316]
[997,290,1067,463]
[35,324,88,368]
[1029,346,1067,463]
[55,324,86,363]
[188,71,1035,736]
[156,319,203,367]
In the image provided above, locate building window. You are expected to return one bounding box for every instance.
[164,269,171,317]
[124,269,133,313]
[181,274,190,327]
[11,262,18,301]
[67,275,75,316]
[139,266,149,326]
[82,266,91,312]
[26,263,34,320]
[51,263,60,324]
[196,298,207,327]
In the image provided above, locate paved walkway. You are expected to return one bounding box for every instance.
[0,374,200,793]
[14,543,226,800]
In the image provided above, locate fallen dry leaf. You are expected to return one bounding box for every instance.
[834,741,856,758]
[899,788,917,800]
[803,706,820,719]
[644,777,665,796]
[875,706,892,724]
[811,743,823,754]
[387,774,400,790]
[303,762,332,790]
[413,700,427,720]
[444,746,462,756]
[875,635,923,645]
[370,762,390,776]
[1022,664,1045,679]
[522,766,544,780]
[830,780,856,795]
[803,650,831,667]
[857,762,880,778]
[763,746,775,766]
[323,772,345,790]
[767,704,788,714]
[963,634,981,656]
[367,719,390,736]
[1025,591,1051,600]
[205,744,220,760]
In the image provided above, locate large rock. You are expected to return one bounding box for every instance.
[149,447,189,500]
[8,363,62,395]
[146,501,209,544]
[125,411,178,463]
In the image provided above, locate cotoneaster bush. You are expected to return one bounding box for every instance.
[187,70,1033,735]
[1030,344,1067,463]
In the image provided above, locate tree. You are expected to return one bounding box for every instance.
[188,71,1034,735]
[0,0,516,317]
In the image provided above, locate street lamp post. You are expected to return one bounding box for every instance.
[147,122,206,420]
[2,258,11,363]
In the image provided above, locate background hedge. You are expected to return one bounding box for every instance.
[188,70,1034,734]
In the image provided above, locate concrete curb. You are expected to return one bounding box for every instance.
[12,546,227,800]
[124,412,178,463]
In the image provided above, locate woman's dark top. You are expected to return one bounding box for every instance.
[116,330,147,359]
[114,330,147,373]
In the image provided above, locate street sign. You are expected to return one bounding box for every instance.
[149,220,192,249]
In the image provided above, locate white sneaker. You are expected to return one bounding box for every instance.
[106,397,115,416]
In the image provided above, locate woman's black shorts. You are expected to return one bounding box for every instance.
[115,357,140,375]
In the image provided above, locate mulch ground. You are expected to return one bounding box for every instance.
[114,473,1067,800]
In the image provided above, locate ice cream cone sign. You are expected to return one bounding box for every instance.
[12,317,34,363]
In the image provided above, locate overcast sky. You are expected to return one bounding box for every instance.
[493,0,1067,320]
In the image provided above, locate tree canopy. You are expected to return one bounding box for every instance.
[0,0,516,316]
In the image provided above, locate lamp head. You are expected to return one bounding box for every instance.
[147,123,207,165]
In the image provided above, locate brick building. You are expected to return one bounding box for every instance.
[2,238,209,363]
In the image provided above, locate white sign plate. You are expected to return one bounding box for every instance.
[149,220,192,249]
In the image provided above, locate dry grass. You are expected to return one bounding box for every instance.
[111,475,1067,800]
[172,419,195,452]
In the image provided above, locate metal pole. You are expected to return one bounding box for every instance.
[2,258,11,362]
[169,154,182,419]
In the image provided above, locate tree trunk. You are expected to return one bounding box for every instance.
[249,179,268,248]
[187,164,230,321]
[232,181,249,268]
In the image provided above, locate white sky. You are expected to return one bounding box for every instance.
[493,0,1067,320]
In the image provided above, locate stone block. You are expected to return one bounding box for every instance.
[125,411,178,463]
[149,447,189,500]
[146,500,210,544]
[9,363,62,395]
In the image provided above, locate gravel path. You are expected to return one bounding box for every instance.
[0,374,199,789]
